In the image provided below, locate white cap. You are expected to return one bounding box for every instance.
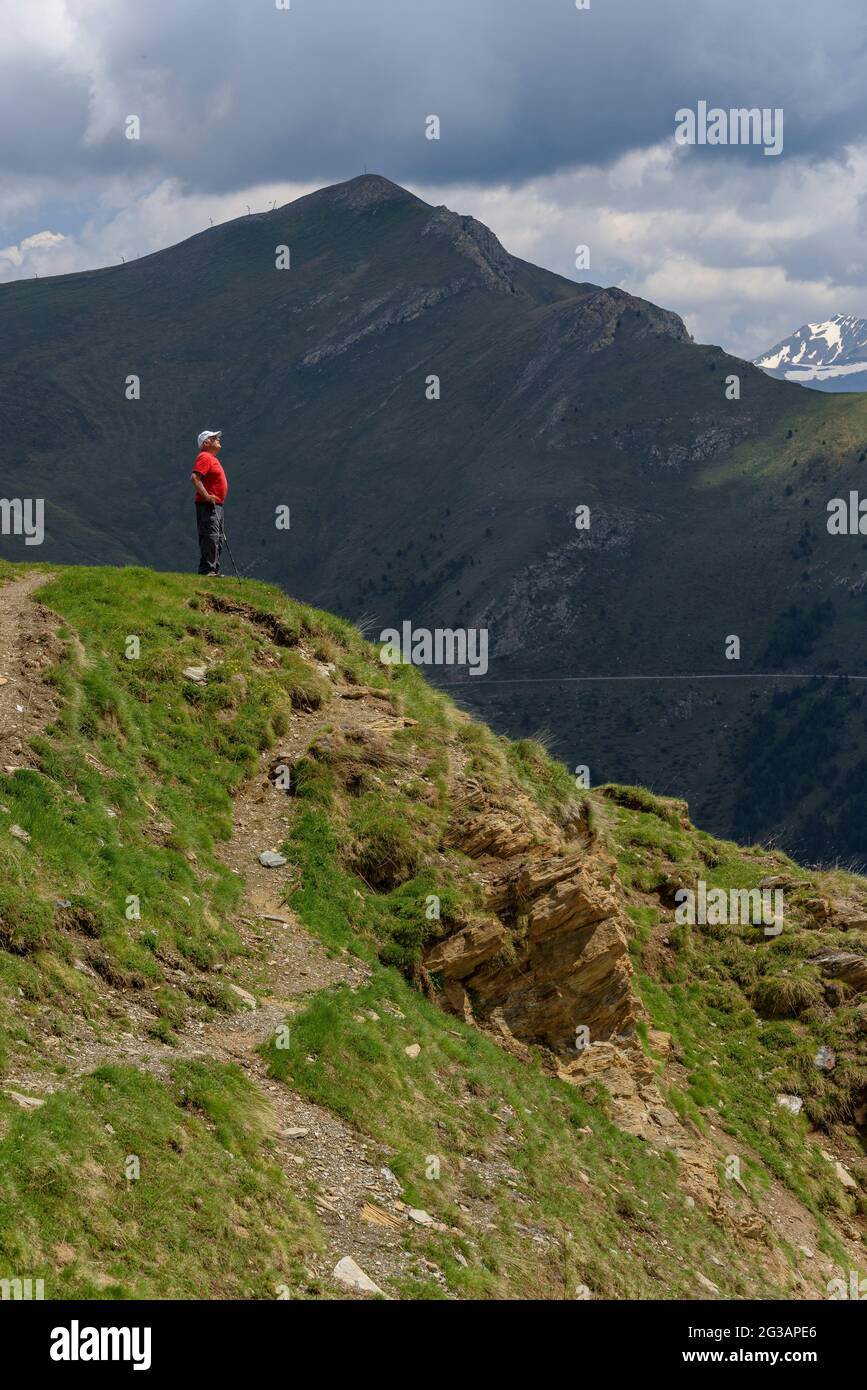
[197,429,221,449]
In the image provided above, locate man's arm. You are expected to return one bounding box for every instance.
[191,472,217,503]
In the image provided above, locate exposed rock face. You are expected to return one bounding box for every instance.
[424,918,508,981]
[421,207,518,294]
[300,281,465,367]
[419,764,865,1240]
[469,515,643,659]
[827,899,867,931]
[425,786,639,1051]
[517,287,691,393]
[422,781,753,1222]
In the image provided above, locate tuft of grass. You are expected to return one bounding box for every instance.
[752,972,825,1019]
[348,801,421,890]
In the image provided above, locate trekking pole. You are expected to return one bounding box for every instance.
[220,522,240,578]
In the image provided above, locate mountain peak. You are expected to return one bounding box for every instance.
[294,177,520,292]
[301,172,421,212]
[755,313,867,390]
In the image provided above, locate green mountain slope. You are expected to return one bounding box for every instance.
[2,174,867,860]
[0,561,863,1301]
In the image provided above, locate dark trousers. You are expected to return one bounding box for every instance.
[196,502,224,575]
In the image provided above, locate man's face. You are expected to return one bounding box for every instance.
[207,436,222,451]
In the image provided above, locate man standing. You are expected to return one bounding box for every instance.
[191,430,227,576]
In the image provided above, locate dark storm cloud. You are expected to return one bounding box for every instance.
[0,56,91,175]
[3,0,867,191]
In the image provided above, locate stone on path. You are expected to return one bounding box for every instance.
[407,1208,434,1226]
[834,1160,857,1190]
[5,1091,45,1109]
[332,1256,385,1297]
[228,983,257,1010]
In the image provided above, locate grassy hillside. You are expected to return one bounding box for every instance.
[3,175,867,859]
[0,561,863,1300]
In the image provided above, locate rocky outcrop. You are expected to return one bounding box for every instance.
[827,898,867,931]
[424,917,508,981]
[423,779,774,1226]
[468,516,642,659]
[421,207,518,294]
[814,951,867,994]
[425,787,639,1051]
[300,282,465,367]
[517,287,691,394]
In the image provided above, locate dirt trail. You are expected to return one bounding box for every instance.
[0,570,60,767]
[161,687,439,1297]
[0,572,440,1296]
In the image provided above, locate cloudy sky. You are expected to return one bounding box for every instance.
[2,0,867,358]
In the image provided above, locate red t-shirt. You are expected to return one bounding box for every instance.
[193,450,227,504]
